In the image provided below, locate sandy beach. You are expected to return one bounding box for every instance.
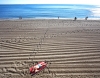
[0,19,100,78]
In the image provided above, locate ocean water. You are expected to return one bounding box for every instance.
[0,4,100,19]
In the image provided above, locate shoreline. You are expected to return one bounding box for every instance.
[0,18,100,21]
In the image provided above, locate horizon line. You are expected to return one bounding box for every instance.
[0,3,98,6]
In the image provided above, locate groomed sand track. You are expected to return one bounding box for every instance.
[0,19,100,78]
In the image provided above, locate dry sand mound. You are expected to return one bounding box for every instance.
[0,19,100,78]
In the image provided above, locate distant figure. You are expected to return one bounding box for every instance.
[58,16,59,19]
[19,16,22,19]
[74,17,77,21]
[85,16,88,20]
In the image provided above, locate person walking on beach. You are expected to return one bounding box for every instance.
[58,16,59,19]
[74,17,77,21]
[85,16,88,20]
[19,16,22,19]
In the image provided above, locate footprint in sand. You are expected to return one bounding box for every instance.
[3,74,12,78]
[13,61,27,77]
[2,67,7,72]
[6,68,17,73]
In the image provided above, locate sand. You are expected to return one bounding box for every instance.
[0,19,100,78]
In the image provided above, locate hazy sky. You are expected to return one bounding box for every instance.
[0,0,99,5]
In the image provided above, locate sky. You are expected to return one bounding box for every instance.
[0,0,100,5]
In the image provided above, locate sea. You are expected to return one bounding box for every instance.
[0,4,100,19]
